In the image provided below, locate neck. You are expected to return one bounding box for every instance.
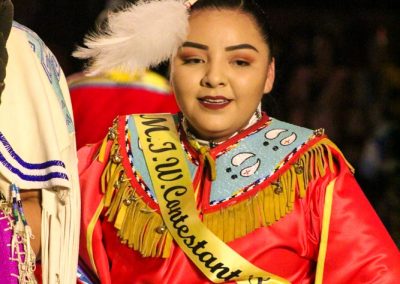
[183,108,262,148]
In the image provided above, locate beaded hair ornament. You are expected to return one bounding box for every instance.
[74,0,198,75]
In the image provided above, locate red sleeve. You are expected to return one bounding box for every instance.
[319,152,400,283]
[78,140,113,284]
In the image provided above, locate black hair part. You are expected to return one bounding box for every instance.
[190,0,274,59]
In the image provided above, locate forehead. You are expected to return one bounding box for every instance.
[187,9,267,50]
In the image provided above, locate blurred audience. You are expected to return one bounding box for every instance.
[274,17,400,246]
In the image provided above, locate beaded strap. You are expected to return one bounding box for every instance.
[0,195,19,284]
[0,185,37,283]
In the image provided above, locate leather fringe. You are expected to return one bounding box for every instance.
[100,123,338,257]
[202,141,336,243]
[100,124,172,258]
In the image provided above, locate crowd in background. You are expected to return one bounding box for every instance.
[13,0,399,245]
[267,7,400,245]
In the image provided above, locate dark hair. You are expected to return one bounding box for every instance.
[190,0,273,58]
[0,0,13,99]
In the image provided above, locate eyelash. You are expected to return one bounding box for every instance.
[180,57,251,67]
[182,57,205,65]
[231,59,250,67]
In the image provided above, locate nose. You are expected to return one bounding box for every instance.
[200,61,226,88]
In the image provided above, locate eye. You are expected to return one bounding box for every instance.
[231,59,250,67]
[182,57,205,65]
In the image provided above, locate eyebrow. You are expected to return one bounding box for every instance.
[181,42,259,53]
[225,44,259,53]
[182,41,208,50]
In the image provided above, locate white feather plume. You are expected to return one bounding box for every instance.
[73,0,190,75]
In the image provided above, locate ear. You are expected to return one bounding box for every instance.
[263,58,275,94]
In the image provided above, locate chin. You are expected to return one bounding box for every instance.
[189,117,236,140]
[202,128,235,142]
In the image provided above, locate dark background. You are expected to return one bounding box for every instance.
[12,1,400,75]
[13,1,400,245]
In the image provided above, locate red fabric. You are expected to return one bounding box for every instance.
[70,79,179,150]
[78,140,112,284]
[78,118,400,284]
[321,146,400,283]
[34,263,42,284]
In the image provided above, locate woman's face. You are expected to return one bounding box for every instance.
[170,9,275,142]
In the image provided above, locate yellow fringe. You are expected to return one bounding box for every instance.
[100,125,171,258]
[202,141,336,243]
[100,130,341,257]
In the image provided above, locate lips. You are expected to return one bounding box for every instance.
[198,96,232,110]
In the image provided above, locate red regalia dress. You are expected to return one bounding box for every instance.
[78,113,400,284]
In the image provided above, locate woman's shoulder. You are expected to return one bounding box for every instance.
[266,116,354,172]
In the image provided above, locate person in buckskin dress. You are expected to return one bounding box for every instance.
[0,1,80,282]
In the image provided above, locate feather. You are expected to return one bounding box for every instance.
[73,0,190,75]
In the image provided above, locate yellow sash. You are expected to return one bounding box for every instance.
[134,114,290,284]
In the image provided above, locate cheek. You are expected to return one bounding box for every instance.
[171,69,198,96]
[234,77,266,105]
[234,76,263,94]
[170,76,193,111]
[170,70,185,97]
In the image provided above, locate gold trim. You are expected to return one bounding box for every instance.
[315,179,336,283]
[86,197,105,276]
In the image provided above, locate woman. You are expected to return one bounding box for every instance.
[77,0,400,283]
